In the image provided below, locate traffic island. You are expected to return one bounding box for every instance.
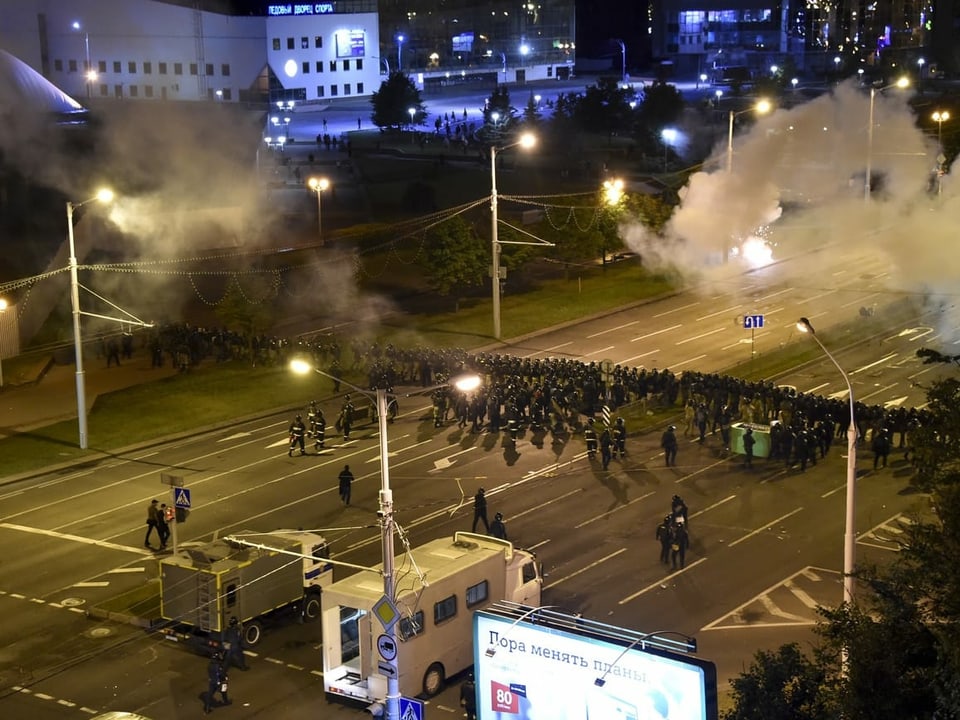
[87,577,162,629]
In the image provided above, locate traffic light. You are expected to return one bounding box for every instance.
[163,505,175,523]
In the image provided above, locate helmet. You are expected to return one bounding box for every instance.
[495,513,503,521]
[616,417,624,426]
[669,425,676,431]
[588,418,595,425]
[296,414,302,421]
[230,616,238,626]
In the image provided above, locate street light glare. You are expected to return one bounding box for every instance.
[933,110,950,122]
[308,176,330,191]
[796,317,814,334]
[895,76,909,88]
[453,374,482,393]
[96,188,114,203]
[755,99,772,114]
[289,359,312,375]
[518,132,536,149]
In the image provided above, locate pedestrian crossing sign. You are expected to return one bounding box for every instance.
[399,697,423,720]
[174,488,192,509]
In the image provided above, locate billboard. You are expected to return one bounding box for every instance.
[335,30,366,58]
[474,610,717,720]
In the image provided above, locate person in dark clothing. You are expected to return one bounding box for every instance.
[670,521,689,570]
[224,617,248,670]
[204,652,230,713]
[656,515,672,564]
[157,503,170,547]
[599,427,613,469]
[472,488,489,533]
[460,673,477,720]
[743,427,756,468]
[489,512,508,540]
[338,464,354,505]
[106,338,121,367]
[873,428,891,469]
[671,495,689,527]
[661,426,679,467]
[145,499,161,548]
[289,415,306,456]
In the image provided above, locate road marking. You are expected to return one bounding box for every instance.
[541,341,572,352]
[850,353,898,375]
[840,292,879,309]
[675,456,729,483]
[107,567,146,574]
[760,594,809,622]
[513,489,583,521]
[784,579,819,610]
[584,345,615,357]
[618,558,707,604]
[528,539,551,551]
[72,582,110,588]
[755,288,793,302]
[654,302,700,317]
[574,492,655,529]
[675,327,725,345]
[672,354,707,369]
[859,383,898,402]
[696,305,741,322]
[690,495,736,518]
[220,432,251,442]
[588,320,639,338]
[803,382,830,394]
[802,290,837,302]
[0,523,153,556]
[630,324,681,342]
[617,349,660,365]
[428,447,477,472]
[543,548,627,590]
[311,669,325,678]
[728,508,803,547]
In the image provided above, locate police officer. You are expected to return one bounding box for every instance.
[743,427,756,468]
[339,395,354,441]
[288,414,306,456]
[584,418,598,459]
[613,417,627,457]
[313,408,326,450]
[490,512,508,540]
[655,515,672,564]
[224,616,248,670]
[661,425,679,467]
[599,426,613,469]
[460,672,478,720]
[204,652,230,713]
[472,488,489,533]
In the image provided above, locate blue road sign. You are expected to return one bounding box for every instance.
[399,696,424,720]
[174,488,192,509]
[743,314,764,329]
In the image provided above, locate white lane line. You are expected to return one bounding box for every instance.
[802,290,837,302]
[760,594,810,622]
[671,354,706,369]
[859,383,898,402]
[689,495,736,518]
[0,523,153,556]
[804,382,830,394]
[696,305,741,322]
[311,670,325,678]
[756,288,793,302]
[728,508,804,547]
[107,567,146,574]
[617,349,660,365]
[618,558,708,604]
[574,491,656,529]
[72,581,110,588]
[585,345,615,358]
[542,341,573,352]
[512,489,583,521]
[630,324,681,342]
[675,327,725,345]
[543,548,627,590]
[675,456,730,483]
[850,353,897,375]
[588,321,639,338]
[528,539,551,551]
[784,579,819,609]
[840,292,879,309]
[654,302,700,317]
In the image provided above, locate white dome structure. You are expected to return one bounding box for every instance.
[0,48,86,119]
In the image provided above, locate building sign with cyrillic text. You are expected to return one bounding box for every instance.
[268,3,335,16]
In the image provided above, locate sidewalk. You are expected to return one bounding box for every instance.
[0,351,178,438]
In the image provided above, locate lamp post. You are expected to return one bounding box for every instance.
[0,297,7,387]
[727,98,771,174]
[289,361,479,720]
[396,34,405,72]
[661,127,677,172]
[797,317,857,608]
[407,106,416,143]
[865,76,909,201]
[698,73,707,89]
[594,630,698,687]
[307,177,330,243]
[67,188,114,449]
[490,132,536,339]
[72,21,93,98]
[933,110,950,196]
[612,38,626,83]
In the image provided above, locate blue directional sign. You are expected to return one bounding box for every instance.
[174,487,192,509]
[399,696,423,720]
[743,314,764,329]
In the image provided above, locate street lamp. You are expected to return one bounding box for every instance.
[727,98,771,173]
[67,187,115,449]
[612,38,626,83]
[698,73,707,89]
[865,76,909,201]
[0,297,7,387]
[307,177,330,244]
[602,178,624,206]
[797,317,857,608]
[407,106,416,143]
[289,360,479,720]
[396,34,405,72]
[490,132,536,339]
[933,111,950,196]
[791,77,799,91]
[72,20,92,99]
[661,127,677,172]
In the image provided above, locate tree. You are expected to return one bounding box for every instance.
[420,216,487,312]
[214,275,277,358]
[370,72,426,130]
[724,644,829,720]
[637,81,685,130]
[573,78,636,137]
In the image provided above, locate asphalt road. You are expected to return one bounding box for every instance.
[0,239,944,718]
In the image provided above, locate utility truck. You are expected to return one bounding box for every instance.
[321,532,541,709]
[159,530,331,650]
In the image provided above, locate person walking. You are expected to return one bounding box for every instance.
[472,488,489,533]
[670,521,689,570]
[743,427,756,468]
[224,617,248,671]
[873,428,891,470]
[338,464,354,506]
[599,426,613,470]
[144,499,161,548]
[288,414,306,456]
[489,512,508,540]
[204,652,231,713]
[460,673,477,720]
[656,515,672,565]
[661,425,679,467]
[157,503,171,548]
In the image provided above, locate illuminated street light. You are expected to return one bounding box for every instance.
[0,297,7,387]
[661,127,678,172]
[933,110,950,196]
[66,187,115,449]
[612,38,626,83]
[490,132,536,339]
[865,76,909,201]
[307,177,330,244]
[289,360,479,720]
[698,72,707,89]
[72,20,93,99]
[603,178,625,206]
[396,34,405,71]
[728,98,771,174]
[791,77,799,91]
[407,106,416,143]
